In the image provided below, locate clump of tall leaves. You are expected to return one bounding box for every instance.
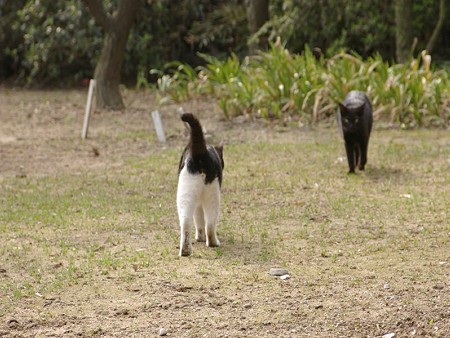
[154,43,450,127]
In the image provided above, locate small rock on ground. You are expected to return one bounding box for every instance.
[159,328,168,336]
[269,268,289,276]
[382,333,395,338]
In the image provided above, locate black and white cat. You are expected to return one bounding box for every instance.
[177,113,224,256]
[338,91,373,174]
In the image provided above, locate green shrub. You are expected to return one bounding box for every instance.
[12,2,102,84]
[153,43,450,127]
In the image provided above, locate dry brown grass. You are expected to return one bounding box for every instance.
[1,89,450,337]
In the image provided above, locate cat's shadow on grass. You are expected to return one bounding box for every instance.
[195,241,265,263]
[362,165,407,182]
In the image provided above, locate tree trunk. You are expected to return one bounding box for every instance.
[394,0,413,63]
[94,28,129,110]
[245,0,269,53]
[426,0,446,54]
[82,0,139,110]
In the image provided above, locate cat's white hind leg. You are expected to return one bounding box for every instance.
[203,180,221,248]
[205,220,220,247]
[194,206,206,242]
[205,211,220,247]
[177,169,203,256]
[179,217,193,256]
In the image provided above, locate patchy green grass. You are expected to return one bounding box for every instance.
[1,119,450,336]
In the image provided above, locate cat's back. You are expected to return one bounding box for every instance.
[179,113,224,186]
[343,90,371,109]
[180,145,223,184]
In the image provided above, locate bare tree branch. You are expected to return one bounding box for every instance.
[112,0,140,29]
[426,0,446,54]
[245,0,269,53]
[395,0,413,63]
[81,0,141,110]
[81,0,112,31]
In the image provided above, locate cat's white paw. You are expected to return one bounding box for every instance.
[179,231,192,256]
[206,236,220,248]
[196,230,206,242]
[179,245,192,256]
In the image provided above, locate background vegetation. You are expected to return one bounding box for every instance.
[154,44,449,127]
[0,0,448,124]
[1,0,448,85]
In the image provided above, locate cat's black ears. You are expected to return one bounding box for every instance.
[339,102,364,116]
[339,103,348,115]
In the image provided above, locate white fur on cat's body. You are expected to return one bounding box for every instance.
[177,166,221,256]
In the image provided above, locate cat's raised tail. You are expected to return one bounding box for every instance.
[181,113,207,157]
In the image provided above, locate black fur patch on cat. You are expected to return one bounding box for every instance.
[338,91,373,174]
[179,113,224,185]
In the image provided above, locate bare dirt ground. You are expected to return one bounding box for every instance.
[1,88,450,338]
[0,88,276,178]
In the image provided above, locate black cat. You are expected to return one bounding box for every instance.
[338,91,373,174]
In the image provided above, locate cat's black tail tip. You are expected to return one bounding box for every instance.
[181,113,197,124]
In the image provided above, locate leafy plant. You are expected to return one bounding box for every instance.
[154,44,450,127]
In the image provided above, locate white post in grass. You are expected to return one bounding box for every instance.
[151,110,166,143]
[176,106,185,116]
[82,79,96,139]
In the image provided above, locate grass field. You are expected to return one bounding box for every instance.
[1,89,449,337]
